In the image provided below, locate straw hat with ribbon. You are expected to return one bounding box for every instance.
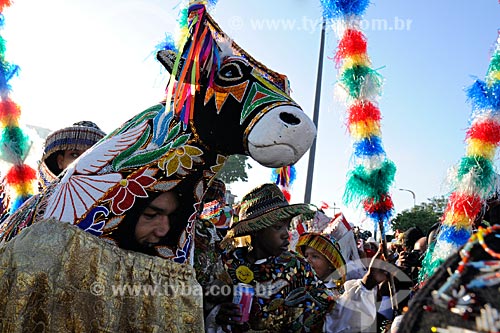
[225,183,315,239]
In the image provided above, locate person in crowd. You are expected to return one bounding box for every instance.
[211,183,330,332]
[296,233,346,286]
[396,227,425,281]
[413,236,427,254]
[195,179,234,318]
[314,211,368,280]
[38,120,106,189]
[209,183,389,333]
[297,232,393,333]
[364,238,380,259]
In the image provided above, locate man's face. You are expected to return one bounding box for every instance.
[57,149,85,171]
[253,219,291,258]
[135,191,179,247]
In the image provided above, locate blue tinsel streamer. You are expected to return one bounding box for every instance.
[366,211,392,234]
[466,79,500,111]
[271,168,279,183]
[353,136,385,158]
[436,225,472,246]
[319,0,370,20]
[0,62,19,96]
[10,195,32,214]
[289,165,296,185]
[208,0,219,7]
[0,14,4,28]
[155,33,178,53]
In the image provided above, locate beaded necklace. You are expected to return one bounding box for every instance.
[476,225,500,259]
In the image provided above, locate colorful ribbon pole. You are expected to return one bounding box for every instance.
[420,32,500,281]
[321,0,397,311]
[0,1,37,216]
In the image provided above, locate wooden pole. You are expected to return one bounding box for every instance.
[378,220,399,313]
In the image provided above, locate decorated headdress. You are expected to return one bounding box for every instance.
[226,183,315,238]
[296,232,347,284]
[38,121,106,187]
[159,3,291,125]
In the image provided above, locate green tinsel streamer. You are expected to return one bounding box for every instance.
[340,65,382,99]
[342,159,396,206]
[457,155,494,190]
[487,52,500,74]
[0,35,6,55]
[0,127,31,163]
[178,6,188,29]
[418,241,441,283]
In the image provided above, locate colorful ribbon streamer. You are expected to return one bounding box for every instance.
[272,165,296,202]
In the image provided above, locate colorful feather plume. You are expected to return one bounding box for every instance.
[323,1,396,235]
[271,165,296,201]
[0,3,37,216]
[420,33,500,281]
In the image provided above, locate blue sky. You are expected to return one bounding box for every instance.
[3,0,500,225]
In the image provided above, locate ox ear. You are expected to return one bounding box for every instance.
[157,50,185,79]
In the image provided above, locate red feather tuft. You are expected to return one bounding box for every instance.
[282,188,291,202]
[5,164,37,185]
[0,0,12,13]
[466,119,500,144]
[443,192,482,219]
[335,29,367,64]
[0,99,21,126]
[363,195,394,214]
[347,100,381,126]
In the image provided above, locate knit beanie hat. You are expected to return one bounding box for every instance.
[38,121,106,188]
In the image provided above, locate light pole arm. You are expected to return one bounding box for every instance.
[399,188,416,207]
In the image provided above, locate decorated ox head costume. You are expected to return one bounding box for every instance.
[0,2,315,264]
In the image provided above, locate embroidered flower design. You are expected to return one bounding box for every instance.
[103,167,156,215]
[159,145,203,177]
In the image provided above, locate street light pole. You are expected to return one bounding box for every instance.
[304,17,326,204]
[399,188,416,207]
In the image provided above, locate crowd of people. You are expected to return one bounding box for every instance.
[0,121,498,332]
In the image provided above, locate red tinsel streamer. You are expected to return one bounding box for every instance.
[0,99,21,125]
[466,119,500,144]
[442,192,483,218]
[334,29,368,65]
[363,195,394,214]
[0,0,12,13]
[282,188,291,202]
[5,164,36,185]
[347,100,381,126]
